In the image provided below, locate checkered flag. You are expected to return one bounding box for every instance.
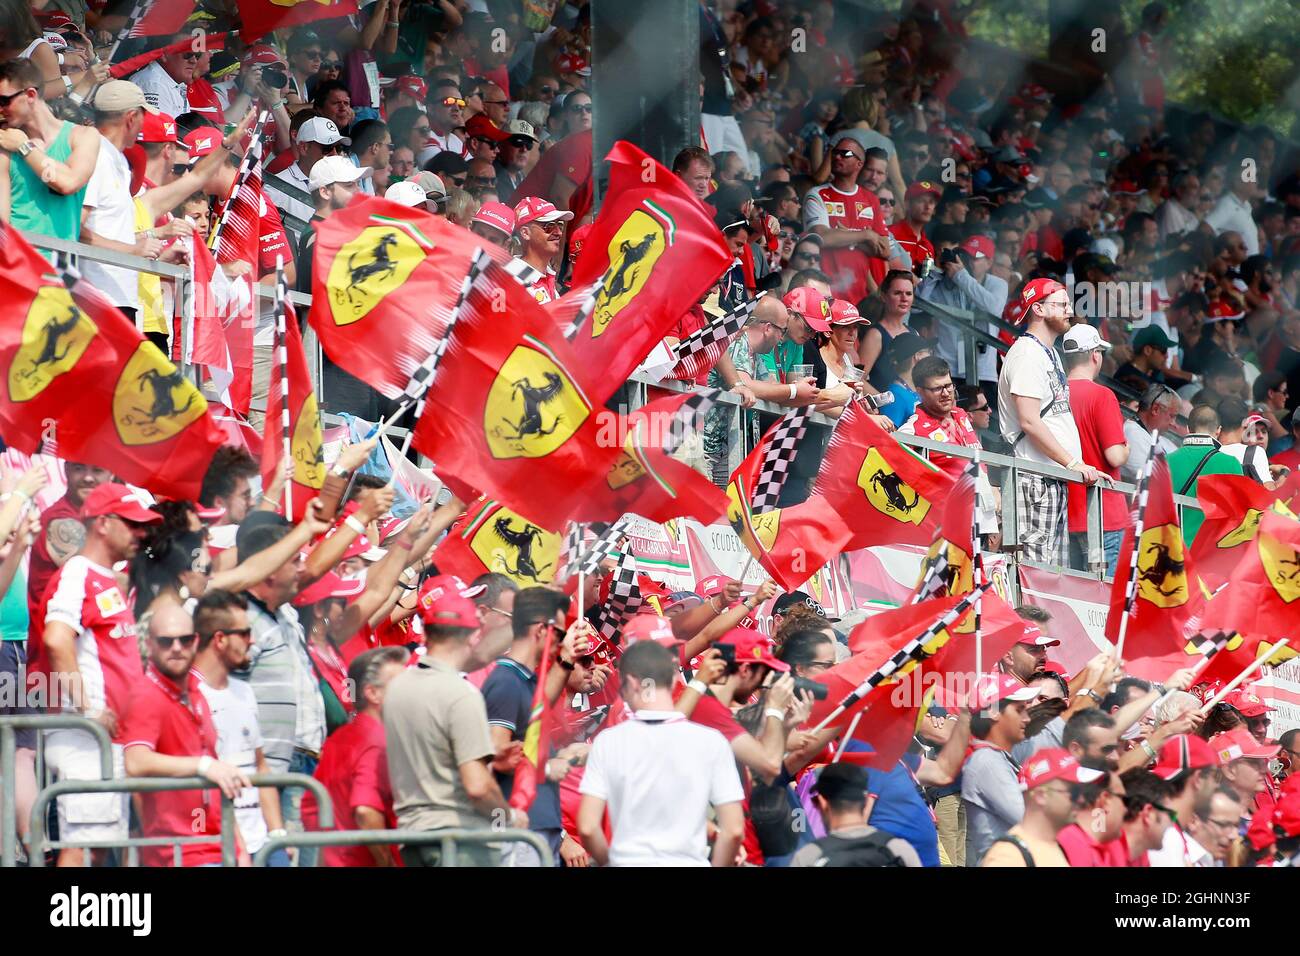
[1187,630,1232,658]
[399,248,492,406]
[591,550,643,641]
[668,296,761,381]
[663,389,723,458]
[504,257,546,291]
[749,407,810,514]
[911,547,951,604]
[558,269,610,342]
[578,516,632,578]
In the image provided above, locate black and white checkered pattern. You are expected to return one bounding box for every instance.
[559,522,586,579]
[399,248,492,406]
[1187,630,1232,658]
[750,407,810,514]
[1015,472,1068,566]
[835,583,991,709]
[578,517,631,578]
[592,550,643,641]
[504,257,546,290]
[911,548,951,605]
[208,109,269,259]
[273,257,291,512]
[663,389,723,458]
[561,270,609,342]
[670,296,761,381]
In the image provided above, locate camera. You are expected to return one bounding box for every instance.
[716,643,736,666]
[939,246,962,267]
[262,68,288,90]
[792,676,829,700]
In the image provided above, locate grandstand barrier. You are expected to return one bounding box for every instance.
[251,826,555,868]
[25,772,332,868]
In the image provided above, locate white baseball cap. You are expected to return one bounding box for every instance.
[384,180,429,207]
[1061,324,1112,354]
[297,116,350,147]
[307,156,372,191]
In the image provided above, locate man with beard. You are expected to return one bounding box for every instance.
[193,589,288,866]
[982,749,1104,866]
[1056,770,1128,866]
[998,278,1106,565]
[27,462,112,621]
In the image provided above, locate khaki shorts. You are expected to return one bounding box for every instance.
[44,729,128,844]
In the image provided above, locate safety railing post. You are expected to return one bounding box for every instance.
[1086,484,1103,577]
[251,826,554,867]
[1,726,14,869]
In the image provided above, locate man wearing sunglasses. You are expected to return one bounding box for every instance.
[512,196,573,303]
[121,600,250,867]
[128,31,199,119]
[464,113,509,162]
[192,588,290,866]
[982,748,1102,866]
[494,120,539,203]
[267,116,350,227]
[37,483,160,866]
[1114,769,1178,865]
[422,80,467,160]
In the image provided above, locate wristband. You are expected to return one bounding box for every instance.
[788,383,797,400]
[687,679,708,695]
[57,52,65,66]
[764,707,785,722]
[330,463,351,478]
[345,515,367,535]
[63,75,73,96]
[387,20,400,27]
[1140,740,1158,762]
[1066,458,1083,471]
[197,755,213,776]
[556,657,575,671]
[709,595,723,614]
[268,828,287,838]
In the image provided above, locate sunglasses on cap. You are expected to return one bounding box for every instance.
[439,96,466,108]
[154,633,198,649]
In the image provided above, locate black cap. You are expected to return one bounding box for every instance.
[234,509,290,557]
[773,590,826,618]
[813,763,869,801]
[713,207,751,235]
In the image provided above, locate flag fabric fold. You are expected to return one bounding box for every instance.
[260,286,323,520]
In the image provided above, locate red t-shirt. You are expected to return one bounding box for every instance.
[32,555,142,731]
[1272,447,1300,472]
[807,182,887,304]
[25,495,80,629]
[1066,378,1129,532]
[889,219,935,271]
[301,711,400,867]
[1056,821,1127,866]
[118,667,223,866]
[513,130,592,207]
[186,78,225,124]
[901,406,981,479]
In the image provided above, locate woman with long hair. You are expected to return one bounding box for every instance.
[0,3,104,102]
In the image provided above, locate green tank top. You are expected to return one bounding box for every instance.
[10,121,86,242]
[0,566,28,641]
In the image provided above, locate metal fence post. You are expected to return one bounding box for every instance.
[1,726,14,869]
[1086,483,1103,576]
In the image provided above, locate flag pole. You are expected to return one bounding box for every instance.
[737,552,756,584]
[1152,654,1214,713]
[208,109,272,255]
[1114,430,1159,661]
[972,453,984,681]
[1198,640,1289,715]
[831,712,862,763]
[576,523,586,623]
[103,0,145,66]
[272,256,291,516]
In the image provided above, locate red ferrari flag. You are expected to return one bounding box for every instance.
[1188,474,1276,590]
[725,478,850,593]
[1106,456,1197,660]
[814,401,952,548]
[571,389,730,525]
[1204,506,1300,642]
[432,498,565,588]
[560,141,731,406]
[261,299,323,520]
[411,261,624,530]
[0,233,223,500]
[307,196,507,401]
[510,628,558,812]
[911,460,978,608]
[238,0,358,41]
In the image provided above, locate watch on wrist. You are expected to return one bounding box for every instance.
[1084,689,1102,703]
[17,140,35,158]
[330,463,351,478]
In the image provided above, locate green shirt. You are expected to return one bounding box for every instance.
[0,567,27,641]
[760,339,802,379]
[9,121,87,243]
[1166,436,1244,545]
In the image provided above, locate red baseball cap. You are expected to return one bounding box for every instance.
[515,196,574,227]
[960,235,995,260]
[829,299,869,326]
[471,201,517,236]
[1018,747,1104,791]
[974,672,1041,711]
[695,574,729,599]
[389,75,428,102]
[417,575,484,629]
[718,627,789,672]
[1151,733,1221,781]
[1017,625,1060,647]
[464,113,510,144]
[1206,299,1244,323]
[183,126,224,160]
[1017,277,1065,316]
[293,571,365,607]
[244,43,287,68]
[1209,727,1280,763]
[782,287,832,333]
[81,484,162,524]
[623,614,682,648]
[904,180,942,202]
[418,574,487,607]
[1223,689,1274,718]
[138,111,185,147]
[1040,659,1067,676]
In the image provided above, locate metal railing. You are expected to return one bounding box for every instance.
[26,772,332,868]
[252,827,554,868]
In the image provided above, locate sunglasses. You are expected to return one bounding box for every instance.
[534,220,565,235]
[778,231,797,241]
[508,136,535,149]
[879,198,896,206]
[793,251,821,261]
[570,103,593,113]
[969,402,991,412]
[471,135,499,149]
[218,627,252,640]
[538,85,557,95]
[831,149,862,160]
[321,61,342,70]
[302,50,322,60]
[0,87,34,108]
[440,96,467,108]
[154,633,198,649]
[180,51,202,61]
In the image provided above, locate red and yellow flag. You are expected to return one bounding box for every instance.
[0,226,224,500]
[260,304,323,520]
[1203,505,1300,647]
[432,497,565,589]
[1188,474,1276,591]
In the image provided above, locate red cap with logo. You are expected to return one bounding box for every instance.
[1018,747,1105,791]
[960,235,995,260]
[623,614,682,648]
[391,75,427,101]
[293,572,365,607]
[81,484,162,524]
[782,287,831,333]
[829,299,869,326]
[718,628,789,672]
[465,113,510,144]
[1223,689,1274,718]
[417,574,483,629]
[244,43,287,67]
[1209,727,1280,762]
[515,196,575,227]
[138,112,185,147]
[974,672,1041,711]
[1152,733,1221,781]
[695,574,729,599]
[1017,624,1060,647]
[905,180,942,202]
[183,126,224,160]
[1017,277,1065,316]
[471,201,517,236]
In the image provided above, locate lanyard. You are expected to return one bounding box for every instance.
[145,665,214,754]
[1020,332,1066,395]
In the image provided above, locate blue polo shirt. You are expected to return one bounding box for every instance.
[845,740,940,867]
[481,657,562,832]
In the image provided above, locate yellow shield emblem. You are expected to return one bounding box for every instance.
[857,447,931,525]
[606,432,645,490]
[725,480,780,553]
[1258,640,1298,666]
[485,344,588,459]
[1217,508,1263,549]
[1258,530,1300,604]
[470,508,562,585]
[327,225,428,326]
[291,393,325,489]
[1135,523,1189,608]
[112,343,207,446]
[8,286,96,402]
[591,208,666,338]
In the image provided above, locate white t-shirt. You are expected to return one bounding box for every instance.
[196,672,269,853]
[998,334,1081,467]
[1148,824,1213,867]
[80,135,140,311]
[129,61,189,119]
[1221,442,1271,483]
[579,710,743,867]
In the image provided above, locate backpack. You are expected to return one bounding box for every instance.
[749,780,801,857]
[985,834,1036,867]
[811,830,908,867]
